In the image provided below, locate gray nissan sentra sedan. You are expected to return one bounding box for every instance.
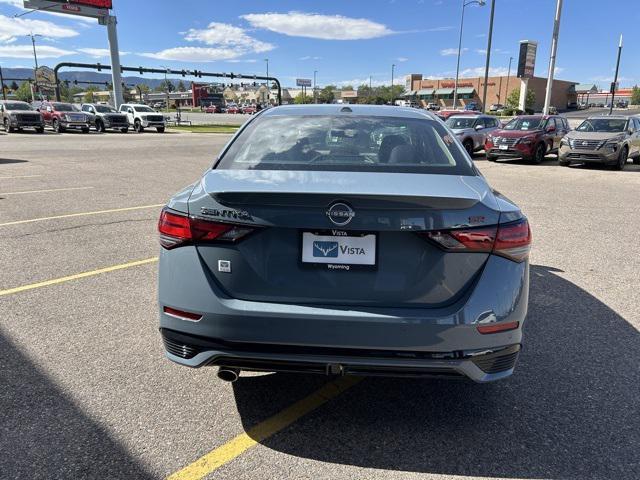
[158,105,531,383]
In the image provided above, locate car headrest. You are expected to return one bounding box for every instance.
[388,144,418,164]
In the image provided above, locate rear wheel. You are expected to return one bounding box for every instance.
[462,139,474,156]
[81,127,90,134]
[53,119,64,133]
[3,118,11,133]
[95,120,105,133]
[35,126,44,134]
[120,127,129,133]
[532,143,546,164]
[134,119,144,133]
[156,126,165,133]
[612,146,628,171]
[486,154,497,162]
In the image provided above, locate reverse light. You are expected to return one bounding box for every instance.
[158,207,255,249]
[422,218,531,262]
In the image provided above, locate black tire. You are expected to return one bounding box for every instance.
[532,143,546,164]
[95,120,105,133]
[53,119,64,133]
[559,159,571,167]
[3,118,11,133]
[120,127,129,133]
[134,119,143,133]
[612,146,628,171]
[35,126,44,134]
[462,139,474,155]
[486,154,497,162]
[156,126,165,133]
[633,156,640,166]
[81,127,90,134]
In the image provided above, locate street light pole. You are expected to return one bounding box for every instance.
[27,33,42,102]
[543,0,563,115]
[264,58,269,103]
[481,0,495,112]
[504,56,513,105]
[313,70,317,104]
[0,65,5,101]
[454,0,485,109]
[609,34,623,115]
[391,64,396,104]
[160,65,170,113]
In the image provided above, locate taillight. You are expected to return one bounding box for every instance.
[158,207,254,249]
[163,306,202,322]
[477,321,519,334]
[422,218,531,262]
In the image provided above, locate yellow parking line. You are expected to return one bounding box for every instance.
[0,203,164,227]
[0,257,158,297]
[167,376,362,480]
[0,186,93,195]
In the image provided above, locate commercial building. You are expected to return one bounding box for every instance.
[404,73,579,110]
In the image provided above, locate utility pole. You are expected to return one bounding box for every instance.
[264,58,269,103]
[505,56,513,104]
[543,0,563,115]
[609,34,623,115]
[161,65,170,113]
[391,64,395,104]
[0,65,5,101]
[481,0,495,112]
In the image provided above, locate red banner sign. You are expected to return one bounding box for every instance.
[69,0,112,9]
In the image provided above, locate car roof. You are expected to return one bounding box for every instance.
[587,115,630,120]
[260,104,437,120]
[448,114,490,119]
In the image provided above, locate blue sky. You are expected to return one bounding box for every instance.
[0,0,639,89]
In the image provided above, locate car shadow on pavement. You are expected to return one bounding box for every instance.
[232,264,639,479]
[0,330,155,480]
[0,158,29,164]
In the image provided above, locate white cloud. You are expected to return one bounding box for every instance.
[140,46,247,62]
[241,12,394,40]
[299,55,321,60]
[554,66,564,75]
[184,22,273,53]
[440,47,467,56]
[460,66,509,77]
[0,14,78,43]
[396,56,408,62]
[0,44,74,58]
[427,26,453,32]
[77,48,130,58]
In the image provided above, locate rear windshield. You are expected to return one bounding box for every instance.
[504,117,543,131]
[576,118,627,132]
[216,115,475,175]
[446,117,476,129]
[4,102,32,111]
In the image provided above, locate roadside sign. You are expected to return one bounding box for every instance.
[296,78,312,87]
[35,66,56,87]
[23,0,110,19]
[517,40,537,79]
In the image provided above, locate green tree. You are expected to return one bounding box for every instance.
[317,85,336,103]
[631,85,640,106]
[83,86,99,103]
[14,81,33,102]
[10,80,19,92]
[294,92,313,104]
[177,80,186,92]
[136,83,150,94]
[506,87,535,110]
[155,79,174,93]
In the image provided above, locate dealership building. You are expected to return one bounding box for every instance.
[404,73,579,110]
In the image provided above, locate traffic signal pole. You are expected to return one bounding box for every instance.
[543,0,563,115]
[609,35,623,115]
[102,15,124,108]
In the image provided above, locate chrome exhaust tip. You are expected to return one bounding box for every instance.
[217,367,239,383]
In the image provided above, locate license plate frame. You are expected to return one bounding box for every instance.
[300,230,378,270]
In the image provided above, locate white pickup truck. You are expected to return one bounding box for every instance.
[119,103,165,133]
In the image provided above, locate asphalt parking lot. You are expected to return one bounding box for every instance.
[1,132,639,480]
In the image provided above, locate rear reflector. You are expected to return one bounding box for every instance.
[158,207,255,249]
[163,306,202,322]
[477,321,519,334]
[422,218,531,262]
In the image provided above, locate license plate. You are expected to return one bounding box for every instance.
[301,231,376,267]
[499,144,509,150]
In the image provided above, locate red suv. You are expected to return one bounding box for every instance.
[484,115,570,163]
[38,101,91,133]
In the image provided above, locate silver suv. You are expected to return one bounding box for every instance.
[0,100,44,133]
[446,114,501,155]
[559,115,640,170]
[81,103,129,133]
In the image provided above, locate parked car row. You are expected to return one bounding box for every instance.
[443,112,640,169]
[203,103,263,114]
[0,100,166,134]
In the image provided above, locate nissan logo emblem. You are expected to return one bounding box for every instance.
[326,202,355,226]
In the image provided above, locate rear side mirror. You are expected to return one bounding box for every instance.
[546,125,556,133]
[474,124,484,131]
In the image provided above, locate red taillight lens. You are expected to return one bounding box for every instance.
[422,218,531,262]
[158,207,254,249]
[494,218,531,262]
[477,321,519,334]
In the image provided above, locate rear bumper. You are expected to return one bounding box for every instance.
[161,328,521,382]
[158,247,529,382]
